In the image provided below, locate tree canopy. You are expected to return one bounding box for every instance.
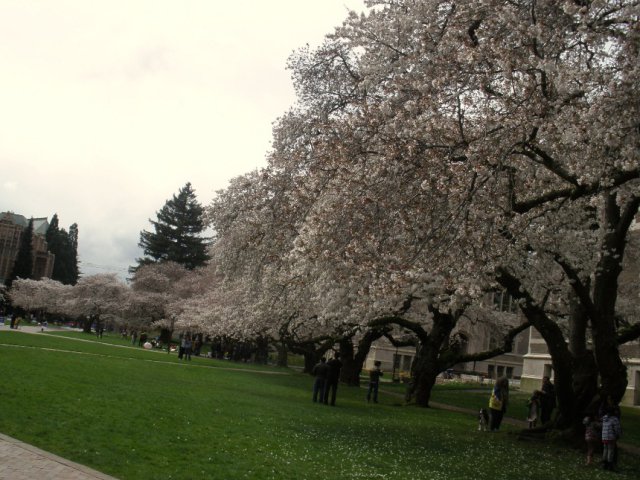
[46,214,79,285]
[135,183,210,271]
[196,0,639,422]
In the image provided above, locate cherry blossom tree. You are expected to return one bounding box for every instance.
[131,261,207,350]
[270,0,638,419]
[9,278,71,320]
[62,274,128,333]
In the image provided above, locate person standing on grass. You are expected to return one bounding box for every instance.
[324,352,342,406]
[311,357,329,403]
[601,406,622,471]
[488,376,509,431]
[526,390,541,428]
[539,376,556,424]
[183,335,193,361]
[583,414,600,466]
[367,360,383,403]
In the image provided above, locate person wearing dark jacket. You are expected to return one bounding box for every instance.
[311,358,329,403]
[539,376,556,424]
[323,352,343,406]
[367,360,383,403]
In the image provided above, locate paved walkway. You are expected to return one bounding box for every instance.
[0,433,118,480]
[0,326,116,478]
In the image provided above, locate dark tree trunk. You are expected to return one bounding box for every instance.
[159,328,172,344]
[412,344,442,407]
[303,349,318,374]
[565,291,599,433]
[254,336,269,364]
[287,338,334,373]
[339,337,360,385]
[340,327,392,386]
[276,341,288,367]
[82,316,92,334]
[496,267,579,429]
[412,310,457,407]
[159,328,173,353]
[590,193,634,404]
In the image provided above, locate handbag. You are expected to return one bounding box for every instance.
[489,391,503,410]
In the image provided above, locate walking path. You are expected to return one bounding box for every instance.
[0,433,118,480]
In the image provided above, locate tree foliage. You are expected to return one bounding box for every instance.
[46,214,80,285]
[135,183,210,271]
[198,0,639,422]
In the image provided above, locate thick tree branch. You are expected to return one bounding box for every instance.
[368,315,429,344]
[616,195,640,246]
[383,332,418,348]
[512,170,639,214]
[518,144,580,186]
[449,320,532,365]
[553,254,597,321]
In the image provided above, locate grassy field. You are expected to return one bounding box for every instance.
[1,330,638,479]
[380,379,640,447]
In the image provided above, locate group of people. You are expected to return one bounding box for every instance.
[178,335,201,360]
[311,353,343,405]
[490,375,624,471]
[583,396,623,470]
[489,376,557,432]
[311,354,384,406]
[525,376,557,428]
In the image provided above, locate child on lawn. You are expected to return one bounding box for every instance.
[582,414,600,465]
[601,407,622,471]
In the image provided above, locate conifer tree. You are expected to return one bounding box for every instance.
[6,217,34,288]
[68,223,80,283]
[135,183,210,271]
[46,214,80,285]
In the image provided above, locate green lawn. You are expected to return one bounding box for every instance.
[47,329,145,347]
[1,331,638,479]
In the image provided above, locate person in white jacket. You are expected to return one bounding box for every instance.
[601,407,622,471]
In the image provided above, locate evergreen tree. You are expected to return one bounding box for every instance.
[135,183,210,271]
[6,217,34,288]
[68,223,80,282]
[46,214,80,285]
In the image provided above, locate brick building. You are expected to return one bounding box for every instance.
[0,212,55,283]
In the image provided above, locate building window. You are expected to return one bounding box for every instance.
[506,367,513,379]
[393,354,401,370]
[488,365,495,379]
[492,291,519,313]
[497,365,505,378]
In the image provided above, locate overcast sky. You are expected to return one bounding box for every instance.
[0,0,367,279]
